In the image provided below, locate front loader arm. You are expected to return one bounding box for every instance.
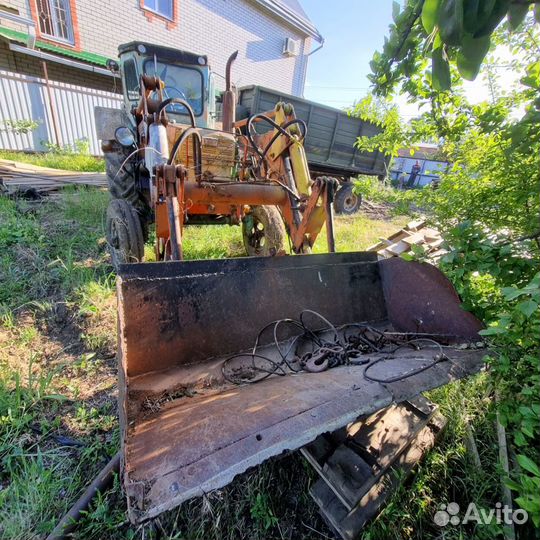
[149,89,336,260]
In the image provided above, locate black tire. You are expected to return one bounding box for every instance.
[104,143,151,241]
[242,205,286,257]
[333,184,362,214]
[104,142,139,205]
[106,199,145,269]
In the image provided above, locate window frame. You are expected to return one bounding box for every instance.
[141,0,175,22]
[36,0,75,45]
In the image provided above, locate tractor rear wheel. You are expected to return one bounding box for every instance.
[106,199,145,269]
[242,205,286,257]
[333,183,362,214]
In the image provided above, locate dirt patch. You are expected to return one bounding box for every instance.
[360,199,396,220]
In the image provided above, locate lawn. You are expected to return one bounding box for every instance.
[0,149,105,173]
[0,188,497,540]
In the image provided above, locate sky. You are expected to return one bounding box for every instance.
[299,1,520,117]
[301,0,392,110]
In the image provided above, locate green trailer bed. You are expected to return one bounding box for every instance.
[237,85,388,180]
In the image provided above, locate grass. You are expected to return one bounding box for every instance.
[0,187,502,539]
[0,149,105,173]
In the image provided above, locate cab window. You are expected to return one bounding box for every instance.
[123,59,139,101]
[144,60,204,116]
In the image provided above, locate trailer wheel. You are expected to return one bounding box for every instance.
[106,199,145,269]
[242,206,286,257]
[334,184,362,214]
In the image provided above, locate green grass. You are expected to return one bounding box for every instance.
[0,188,503,539]
[0,149,105,172]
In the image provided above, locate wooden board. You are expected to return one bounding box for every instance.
[367,219,446,262]
[0,159,107,193]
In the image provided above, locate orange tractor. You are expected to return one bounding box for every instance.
[96,42,338,265]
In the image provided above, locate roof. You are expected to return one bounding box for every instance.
[118,41,208,66]
[279,0,310,21]
[0,26,109,67]
[254,0,323,42]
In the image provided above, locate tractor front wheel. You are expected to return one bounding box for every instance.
[106,199,145,269]
[242,205,286,257]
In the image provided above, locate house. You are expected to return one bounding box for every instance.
[0,0,322,153]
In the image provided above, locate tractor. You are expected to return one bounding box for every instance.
[95,41,338,266]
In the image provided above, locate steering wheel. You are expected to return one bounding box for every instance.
[161,87,192,114]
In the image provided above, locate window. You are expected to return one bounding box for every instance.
[36,0,74,43]
[144,60,204,116]
[36,0,73,43]
[123,60,140,101]
[143,0,173,20]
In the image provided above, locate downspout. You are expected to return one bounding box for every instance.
[300,37,324,97]
[307,37,325,57]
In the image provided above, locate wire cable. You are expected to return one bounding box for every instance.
[221,310,451,386]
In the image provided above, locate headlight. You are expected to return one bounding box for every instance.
[115,126,135,147]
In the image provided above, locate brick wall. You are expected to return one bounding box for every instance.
[2,0,313,96]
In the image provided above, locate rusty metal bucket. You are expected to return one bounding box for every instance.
[117,252,484,523]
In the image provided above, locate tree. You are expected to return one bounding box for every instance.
[370,0,540,95]
[349,96,419,179]
[367,5,540,529]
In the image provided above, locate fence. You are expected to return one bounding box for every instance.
[0,70,122,156]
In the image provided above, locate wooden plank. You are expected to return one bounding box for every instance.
[385,240,411,256]
[401,232,425,246]
[406,219,427,231]
[306,399,436,513]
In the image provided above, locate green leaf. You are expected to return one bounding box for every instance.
[457,33,491,80]
[392,1,401,22]
[474,0,510,37]
[515,496,540,516]
[502,286,525,300]
[438,0,464,45]
[517,454,540,477]
[508,3,529,30]
[517,300,538,318]
[504,478,522,491]
[514,431,526,447]
[535,3,540,23]
[479,326,505,335]
[432,47,452,90]
[43,394,68,401]
[422,0,441,32]
[464,0,496,33]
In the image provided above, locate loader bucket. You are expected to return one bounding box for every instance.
[117,253,485,523]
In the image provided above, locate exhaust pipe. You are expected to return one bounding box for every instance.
[222,50,238,133]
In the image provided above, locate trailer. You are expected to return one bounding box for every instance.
[237,85,389,213]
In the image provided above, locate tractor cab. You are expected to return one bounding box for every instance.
[117,41,217,129]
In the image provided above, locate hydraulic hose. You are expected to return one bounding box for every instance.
[157,98,196,128]
[168,126,202,181]
[246,113,307,174]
